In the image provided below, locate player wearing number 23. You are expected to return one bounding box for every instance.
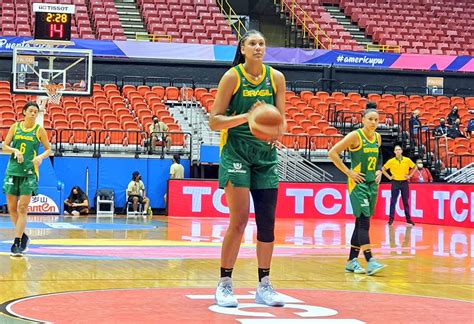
[328,107,386,276]
[2,102,52,256]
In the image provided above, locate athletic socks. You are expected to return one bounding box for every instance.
[363,249,373,262]
[220,267,233,278]
[258,268,270,282]
[349,246,360,260]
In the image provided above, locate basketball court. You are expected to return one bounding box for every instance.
[0,215,472,323]
[0,2,472,323]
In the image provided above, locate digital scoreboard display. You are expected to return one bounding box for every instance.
[33,3,75,41]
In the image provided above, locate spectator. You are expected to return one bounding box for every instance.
[466,111,474,138]
[447,106,460,125]
[433,117,449,137]
[164,155,185,204]
[64,186,89,216]
[447,118,466,139]
[126,171,150,214]
[149,115,171,151]
[170,154,184,179]
[409,159,433,183]
[409,109,421,145]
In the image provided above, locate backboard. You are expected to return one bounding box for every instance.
[12,46,93,97]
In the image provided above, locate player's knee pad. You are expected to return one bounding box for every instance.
[251,189,277,243]
[358,215,371,245]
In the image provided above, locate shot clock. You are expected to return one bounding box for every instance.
[32,3,75,41]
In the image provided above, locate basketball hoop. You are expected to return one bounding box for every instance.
[43,84,64,104]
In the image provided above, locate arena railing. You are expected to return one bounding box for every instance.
[279,133,309,158]
[308,134,346,162]
[93,74,118,86]
[449,154,474,174]
[57,128,96,156]
[144,77,172,88]
[148,130,193,159]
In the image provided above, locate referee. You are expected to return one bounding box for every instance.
[382,145,417,226]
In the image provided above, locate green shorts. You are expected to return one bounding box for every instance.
[349,181,378,218]
[218,137,278,190]
[2,175,38,197]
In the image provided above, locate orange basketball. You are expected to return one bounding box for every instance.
[248,103,284,141]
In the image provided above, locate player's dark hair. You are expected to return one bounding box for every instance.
[232,30,265,67]
[23,101,39,115]
[366,101,377,109]
[394,144,402,150]
[363,108,378,116]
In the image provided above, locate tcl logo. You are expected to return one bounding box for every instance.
[168,180,474,228]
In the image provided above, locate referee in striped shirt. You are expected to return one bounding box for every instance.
[382,145,417,226]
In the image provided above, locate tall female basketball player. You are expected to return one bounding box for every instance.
[209,30,287,307]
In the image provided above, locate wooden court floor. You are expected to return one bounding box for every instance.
[0,215,472,323]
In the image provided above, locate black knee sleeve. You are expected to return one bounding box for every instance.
[358,215,371,246]
[251,189,277,243]
[351,218,360,246]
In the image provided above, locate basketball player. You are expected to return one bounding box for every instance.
[328,108,386,275]
[209,30,287,307]
[2,102,52,256]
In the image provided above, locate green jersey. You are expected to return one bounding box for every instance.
[5,122,41,177]
[221,63,277,148]
[348,129,380,189]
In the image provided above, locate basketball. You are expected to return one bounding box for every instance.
[248,103,284,141]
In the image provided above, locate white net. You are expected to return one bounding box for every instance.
[44,84,64,104]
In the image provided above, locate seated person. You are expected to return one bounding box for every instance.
[466,114,474,138]
[447,106,460,125]
[433,117,449,137]
[149,116,171,150]
[447,118,466,139]
[127,171,150,214]
[64,186,89,216]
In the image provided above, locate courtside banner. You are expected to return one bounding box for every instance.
[168,180,474,228]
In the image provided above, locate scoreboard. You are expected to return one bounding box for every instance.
[33,3,75,41]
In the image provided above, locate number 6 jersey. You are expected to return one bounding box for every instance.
[5,122,41,177]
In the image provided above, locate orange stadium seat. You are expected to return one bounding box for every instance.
[165,87,179,100]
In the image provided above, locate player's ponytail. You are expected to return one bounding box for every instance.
[231,30,265,67]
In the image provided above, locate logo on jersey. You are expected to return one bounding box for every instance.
[360,199,370,207]
[364,148,379,153]
[5,177,14,185]
[228,162,246,174]
[243,89,272,97]
[15,135,34,142]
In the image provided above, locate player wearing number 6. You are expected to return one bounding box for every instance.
[328,107,386,276]
[2,102,52,257]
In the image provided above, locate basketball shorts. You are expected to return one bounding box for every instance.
[2,175,38,197]
[218,136,278,190]
[349,181,378,218]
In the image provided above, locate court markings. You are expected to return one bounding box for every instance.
[2,288,472,323]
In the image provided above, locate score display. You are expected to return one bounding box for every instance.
[32,3,75,41]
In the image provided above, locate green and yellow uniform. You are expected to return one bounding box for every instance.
[218,64,278,189]
[2,122,41,196]
[348,129,381,217]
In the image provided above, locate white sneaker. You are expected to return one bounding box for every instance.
[215,277,238,307]
[71,210,80,216]
[255,276,285,306]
